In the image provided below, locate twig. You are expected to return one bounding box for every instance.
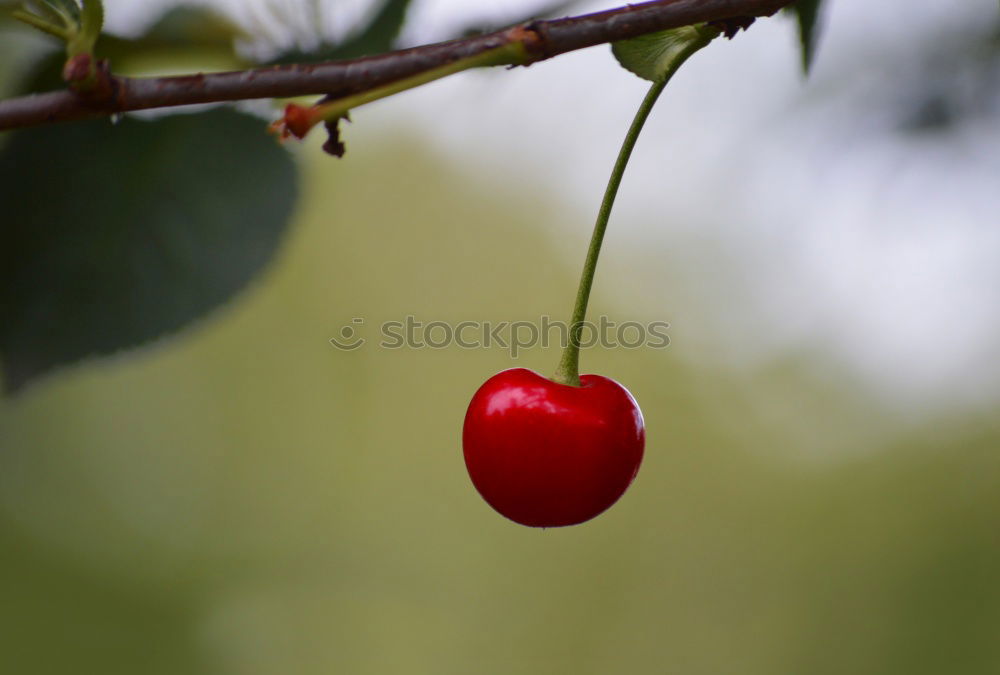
[0,0,793,131]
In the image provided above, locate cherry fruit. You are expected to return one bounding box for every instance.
[463,368,644,527]
[460,30,713,527]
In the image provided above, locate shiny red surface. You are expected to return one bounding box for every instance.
[462,368,645,528]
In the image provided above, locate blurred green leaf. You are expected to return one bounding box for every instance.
[272,0,414,65]
[612,24,719,82]
[0,108,297,393]
[456,0,585,37]
[788,0,825,73]
[35,0,80,22]
[136,5,241,46]
[335,0,411,58]
[5,5,246,98]
[97,5,245,66]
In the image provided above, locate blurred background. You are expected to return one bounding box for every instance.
[1,1,999,673]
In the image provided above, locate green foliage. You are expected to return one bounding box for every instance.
[48,0,81,19]
[335,0,412,58]
[0,109,297,393]
[12,0,103,57]
[99,5,244,58]
[788,0,825,73]
[271,0,414,64]
[612,23,720,82]
[83,5,249,80]
[456,0,585,36]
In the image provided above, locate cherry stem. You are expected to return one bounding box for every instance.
[300,42,530,135]
[553,37,710,387]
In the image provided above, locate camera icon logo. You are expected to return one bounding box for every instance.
[329,318,366,350]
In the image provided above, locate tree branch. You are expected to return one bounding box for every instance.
[0,0,793,131]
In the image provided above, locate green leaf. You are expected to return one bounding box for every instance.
[455,0,585,37]
[96,6,245,65]
[788,0,824,73]
[612,23,720,82]
[0,108,298,393]
[272,0,414,64]
[127,5,243,48]
[338,0,412,57]
[41,0,80,22]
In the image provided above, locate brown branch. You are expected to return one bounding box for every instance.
[0,0,793,131]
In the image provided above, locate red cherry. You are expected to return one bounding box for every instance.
[463,368,645,528]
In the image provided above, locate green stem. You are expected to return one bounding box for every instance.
[74,0,105,56]
[311,42,529,125]
[11,9,70,40]
[552,31,714,386]
[552,78,667,386]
